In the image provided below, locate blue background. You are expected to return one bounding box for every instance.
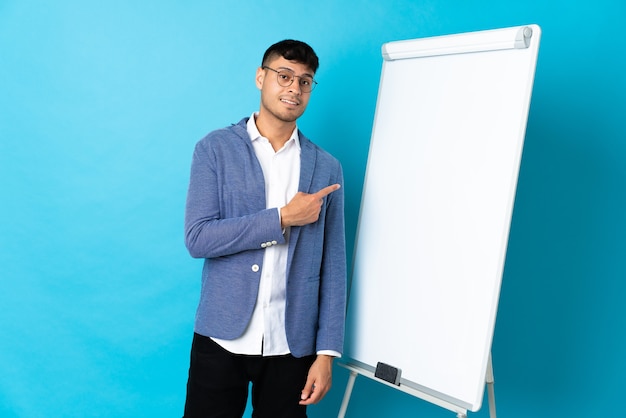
[1,1,624,417]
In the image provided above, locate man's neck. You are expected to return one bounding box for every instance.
[255,113,296,152]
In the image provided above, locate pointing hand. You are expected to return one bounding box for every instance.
[280,184,340,228]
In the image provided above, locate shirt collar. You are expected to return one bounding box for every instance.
[247,112,301,150]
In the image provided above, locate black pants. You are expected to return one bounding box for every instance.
[183,333,316,418]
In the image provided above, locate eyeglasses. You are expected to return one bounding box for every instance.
[262,66,318,93]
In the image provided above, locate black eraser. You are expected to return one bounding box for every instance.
[374,362,402,385]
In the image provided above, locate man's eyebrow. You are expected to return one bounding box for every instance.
[277,66,314,78]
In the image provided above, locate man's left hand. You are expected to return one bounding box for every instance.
[299,355,334,405]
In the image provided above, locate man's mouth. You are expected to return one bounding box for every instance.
[281,98,299,106]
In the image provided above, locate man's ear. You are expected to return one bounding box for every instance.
[255,67,265,90]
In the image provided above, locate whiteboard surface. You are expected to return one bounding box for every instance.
[346,25,541,412]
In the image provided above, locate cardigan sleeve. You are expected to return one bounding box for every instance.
[184,134,286,259]
[315,163,347,354]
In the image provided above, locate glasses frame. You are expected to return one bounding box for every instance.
[262,66,318,93]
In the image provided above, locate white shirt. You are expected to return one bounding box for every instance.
[212,113,300,356]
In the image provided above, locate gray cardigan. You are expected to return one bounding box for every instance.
[184,118,346,357]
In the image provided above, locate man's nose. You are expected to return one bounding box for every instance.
[288,79,302,94]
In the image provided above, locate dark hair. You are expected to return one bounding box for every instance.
[261,39,319,73]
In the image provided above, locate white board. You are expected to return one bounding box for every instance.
[345,25,541,412]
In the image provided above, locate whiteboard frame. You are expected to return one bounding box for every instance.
[343,24,541,414]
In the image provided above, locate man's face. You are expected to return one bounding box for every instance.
[256,56,315,124]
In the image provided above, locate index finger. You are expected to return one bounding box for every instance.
[314,183,341,199]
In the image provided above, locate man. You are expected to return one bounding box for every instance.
[183,39,347,418]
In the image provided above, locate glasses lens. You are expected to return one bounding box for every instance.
[276,71,294,87]
[299,76,315,92]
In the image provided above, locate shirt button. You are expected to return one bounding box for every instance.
[251,264,259,272]
[271,240,277,245]
[261,243,267,248]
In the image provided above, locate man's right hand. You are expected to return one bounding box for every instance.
[280,184,340,228]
